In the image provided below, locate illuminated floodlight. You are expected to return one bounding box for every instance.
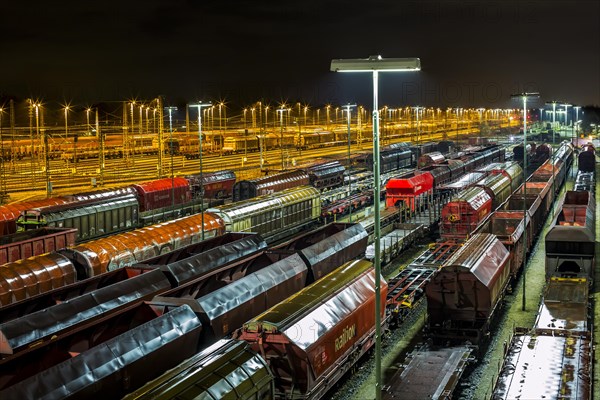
[331,55,421,72]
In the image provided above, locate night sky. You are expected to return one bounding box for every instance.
[2,1,599,110]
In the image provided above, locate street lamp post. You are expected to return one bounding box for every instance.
[512,92,539,312]
[63,105,70,140]
[277,106,287,170]
[165,106,177,211]
[342,104,356,221]
[94,108,105,186]
[0,106,5,201]
[562,103,571,126]
[413,106,423,145]
[139,104,143,136]
[34,103,52,197]
[331,55,420,400]
[189,102,211,241]
[243,108,248,163]
[547,101,557,142]
[573,105,581,147]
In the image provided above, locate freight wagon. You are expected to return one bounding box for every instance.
[0,223,368,398]
[0,227,76,265]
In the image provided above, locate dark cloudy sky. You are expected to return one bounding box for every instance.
[1,0,599,109]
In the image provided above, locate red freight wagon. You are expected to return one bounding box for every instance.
[233,170,310,201]
[441,186,492,240]
[132,177,192,212]
[426,233,511,343]
[476,211,528,276]
[235,259,387,399]
[385,172,434,211]
[186,170,236,200]
[0,228,77,265]
[515,181,553,216]
[200,170,236,199]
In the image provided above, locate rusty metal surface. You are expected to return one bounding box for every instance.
[0,304,202,399]
[0,253,76,307]
[185,170,236,199]
[123,339,273,400]
[0,269,169,356]
[441,187,492,239]
[442,233,510,289]
[64,212,225,276]
[545,191,596,278]
[0,198,71,236]
[383,345,472,399]
[493,333,591,400]
[486,211,526,246]
[476,211,527,276]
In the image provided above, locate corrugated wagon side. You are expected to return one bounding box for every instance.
[235,259,387,399]
[426,233,511,343]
